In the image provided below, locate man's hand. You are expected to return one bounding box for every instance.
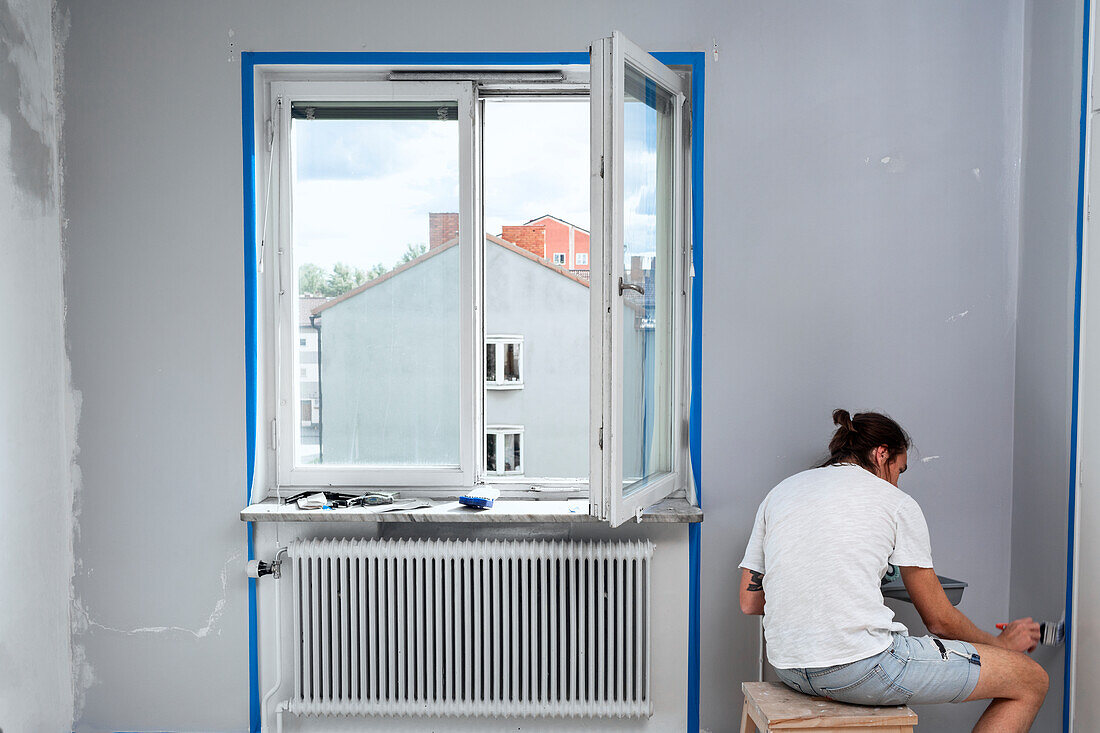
[998,617,1041,653]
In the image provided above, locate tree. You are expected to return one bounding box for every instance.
[298,260,395,298]
[398,243,427,265]
[298,263,326,296]
[327,262,368,295]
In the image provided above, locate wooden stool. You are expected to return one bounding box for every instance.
[740,682,918,733]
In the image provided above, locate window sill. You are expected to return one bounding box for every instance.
[240,497,702,524]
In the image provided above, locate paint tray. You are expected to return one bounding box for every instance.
[882,575,968,606]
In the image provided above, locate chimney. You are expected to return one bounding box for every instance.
[429,212,460,249]
[500,224,547,258]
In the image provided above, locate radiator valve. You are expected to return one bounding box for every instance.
[246,547,287,579]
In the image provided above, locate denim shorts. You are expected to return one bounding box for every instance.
[774,634,981,706]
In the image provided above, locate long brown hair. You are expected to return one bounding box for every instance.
[819,409,910,471]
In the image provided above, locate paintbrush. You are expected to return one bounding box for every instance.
[995,620,1065,646]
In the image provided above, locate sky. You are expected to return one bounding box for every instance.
[291,96,662,280]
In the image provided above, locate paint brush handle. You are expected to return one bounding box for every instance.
[995,623,1008,630]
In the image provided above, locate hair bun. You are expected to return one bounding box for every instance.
[832,408,854,432]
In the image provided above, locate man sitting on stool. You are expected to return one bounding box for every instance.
[739,409,1047,733]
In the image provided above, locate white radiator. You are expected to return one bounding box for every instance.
[285,538,653,718]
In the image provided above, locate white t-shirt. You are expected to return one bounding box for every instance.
[739,464,934,669]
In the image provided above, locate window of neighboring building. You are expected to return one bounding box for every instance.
[485,336,523,389]
[257,36,694,525]
[485,426,524,475]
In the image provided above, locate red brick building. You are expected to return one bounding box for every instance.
[500,215,590,275]
[430,212,590,277]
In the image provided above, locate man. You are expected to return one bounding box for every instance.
[740,409,1048,732]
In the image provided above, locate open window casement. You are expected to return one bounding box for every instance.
[590,32,691,526]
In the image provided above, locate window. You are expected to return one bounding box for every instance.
[256,33,693,525]
[485,336,523,389]
[485,426,524,475]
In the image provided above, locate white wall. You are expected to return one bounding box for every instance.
[0,0,75,729]
[56,2,1053,732]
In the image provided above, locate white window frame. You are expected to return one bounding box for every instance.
[485,335,524,389]
[590,32,692,526]
[254,42,693,523]
[552,252,567,266]
[576,252,589,266]
[267,80,478,488]
[484,425,525,476]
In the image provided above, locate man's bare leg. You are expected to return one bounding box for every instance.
[964,642,1049,732]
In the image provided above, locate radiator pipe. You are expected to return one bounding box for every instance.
[261,547,288,731]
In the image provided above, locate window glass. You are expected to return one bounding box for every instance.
[483,98,589,480]
[292,103,461,467]
[504,432,522,473]
[485,432,497,473]
[485,342,497,382]
[503,342,521,383]
[620,66,674,493]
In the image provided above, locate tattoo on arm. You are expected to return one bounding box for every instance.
[746,570,764,592]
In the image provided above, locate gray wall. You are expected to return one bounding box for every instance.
[0,0,75,730]
[703,3,1028,731]
[1011,1,1084,731]
[55,1,1067,731]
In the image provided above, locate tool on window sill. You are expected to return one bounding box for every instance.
[459,487,500,509]
[345,492,396,507]
[282,490,398,509]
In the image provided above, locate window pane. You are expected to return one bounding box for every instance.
[484,99,589,480]
[621,66,674,492]
[503,343,520,383]
[292,105,460,467]
[486,433,497,473]
[485,343,497,383]
[504,432,522,473]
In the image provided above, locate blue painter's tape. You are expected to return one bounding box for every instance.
[1067,1,1090,729]
[241,50,261,733]
[653,50,705,733]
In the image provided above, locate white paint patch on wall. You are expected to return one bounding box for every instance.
[72,551,239,639]
[0,0,74,730]
[946,310,970,322]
